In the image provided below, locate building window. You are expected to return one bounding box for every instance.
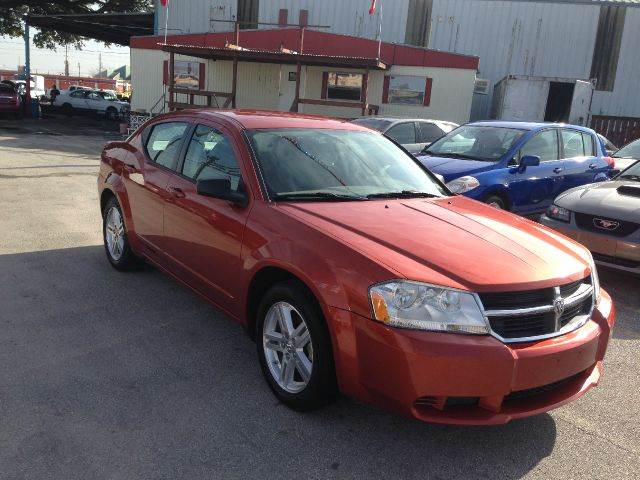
[387,75,427,105]
[326,73,363,101]
[237,0,259,30]
[590,5,626,92]
[164,60,204,90]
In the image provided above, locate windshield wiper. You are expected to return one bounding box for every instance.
[424,152,493,161]
[272,192,367,202]
[366,190,440,200]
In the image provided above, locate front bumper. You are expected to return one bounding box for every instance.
[540,214,640,274]
[327,289,615,425]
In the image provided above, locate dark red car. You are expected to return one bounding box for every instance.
[98,110,615,425]
[0,82,22,117]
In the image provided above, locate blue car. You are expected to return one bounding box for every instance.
[417,121,612,215]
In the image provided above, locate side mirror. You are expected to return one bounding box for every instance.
[519,155,541,168]
[196,178,247,207]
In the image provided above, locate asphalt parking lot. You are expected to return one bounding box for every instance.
[0,118,639,480]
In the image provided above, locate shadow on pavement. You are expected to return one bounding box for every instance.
[0,245,557,479]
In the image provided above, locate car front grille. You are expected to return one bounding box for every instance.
[575,212,640,238]
[479,276,594,342]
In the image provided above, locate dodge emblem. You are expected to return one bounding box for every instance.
[594,218,620,231]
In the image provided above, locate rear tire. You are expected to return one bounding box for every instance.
[102,196,143,271]
[484,194,507,210]
[62,103,73,117]
[105,107,118,121]
[256,280,338,411]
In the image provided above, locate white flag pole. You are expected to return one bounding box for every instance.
[377,0,383,60]
[163,0,170,44]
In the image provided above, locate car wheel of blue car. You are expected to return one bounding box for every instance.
[484,195,507,210]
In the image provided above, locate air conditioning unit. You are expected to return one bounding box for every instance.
[474,78,490,95]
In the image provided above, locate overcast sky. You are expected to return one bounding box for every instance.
[0,30,129,77]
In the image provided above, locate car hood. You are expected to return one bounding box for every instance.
[416,155,497,181]
[555,180,640,223]
[279,196,590,292]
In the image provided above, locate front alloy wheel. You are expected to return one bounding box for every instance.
[263,301,314,394]
[102,196,142,270]
[256,281,337,410]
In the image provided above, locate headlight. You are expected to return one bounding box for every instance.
[369,280,489,334]
[546,204,571,222]
[446,176,480,194]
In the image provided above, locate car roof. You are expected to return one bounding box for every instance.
[157,109,374,132]
[469,120,595,133]
[354,117,448,124]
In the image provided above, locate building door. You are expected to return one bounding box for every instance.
[568,80,593,126]
[278,66,298,112]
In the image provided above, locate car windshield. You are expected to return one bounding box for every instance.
[618,161,640,181]
[425,125,525,161]
[614,139,640,159]
[97,91,117,101]
[350,118,393,132]
[247,128,448,201]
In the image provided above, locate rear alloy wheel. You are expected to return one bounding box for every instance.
[256,281,337,410]
[484,194,507,210]
[102,197,142,270]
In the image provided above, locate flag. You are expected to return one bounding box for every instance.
[369,0,377,15]
[160,0,168,6]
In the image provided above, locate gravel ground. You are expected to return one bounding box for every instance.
[0,117,638,480]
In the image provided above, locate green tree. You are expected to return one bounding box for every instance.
[0,1,153,48]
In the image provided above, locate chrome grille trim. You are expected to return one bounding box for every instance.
[478,276,595,344]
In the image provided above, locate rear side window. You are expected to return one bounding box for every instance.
[582,133,596,156]
[520,130,559,162]
[417,122,444,143]
[145,122,189,169]
[561,130,586,158]
[386,122,416,144]
[182,124,243,191]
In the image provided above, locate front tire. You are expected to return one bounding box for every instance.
[102,197,142,270]
[105,107,118,121]
[256,281,338,411]
[484,194,507,210]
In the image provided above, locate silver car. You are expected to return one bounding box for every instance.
[351,117,458,154]
[541,160,640,274]
[611,138,640,176]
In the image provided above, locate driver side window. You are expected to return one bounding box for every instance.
[182,124,243,192]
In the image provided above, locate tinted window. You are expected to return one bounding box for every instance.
[561,130,586,158]
[70,91,85,98]
[614,139,640,159]
[351,118,393,132]
[182,125,243,191]
[145,122,188,169]
[417,122,444,143]
[427,126,524,161]
[0,84,14,94]
[521,130,559,162]
[386,122,416,144]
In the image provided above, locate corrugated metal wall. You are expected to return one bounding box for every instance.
[427,0,640,120]
[155,0,410,42]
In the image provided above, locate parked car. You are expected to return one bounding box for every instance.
[417,121,613,215]
[597,133,617,157]
[56,88,130,120]
[610,137,640,176]
[351,117,458,154]
[0,82,22,118]
[541,161,640,274]
[98,109,614,425]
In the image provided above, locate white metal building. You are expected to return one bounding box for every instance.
[147,0,640,143]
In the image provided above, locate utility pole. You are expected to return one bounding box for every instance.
[23,15,31,117]
[77,62,81,77]
[64,45,69,76]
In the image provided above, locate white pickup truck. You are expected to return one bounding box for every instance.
[55,89,130,120]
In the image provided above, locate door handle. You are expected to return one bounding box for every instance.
[589,163,597,169]
[168,186,185,199]
[553,167,563,174]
